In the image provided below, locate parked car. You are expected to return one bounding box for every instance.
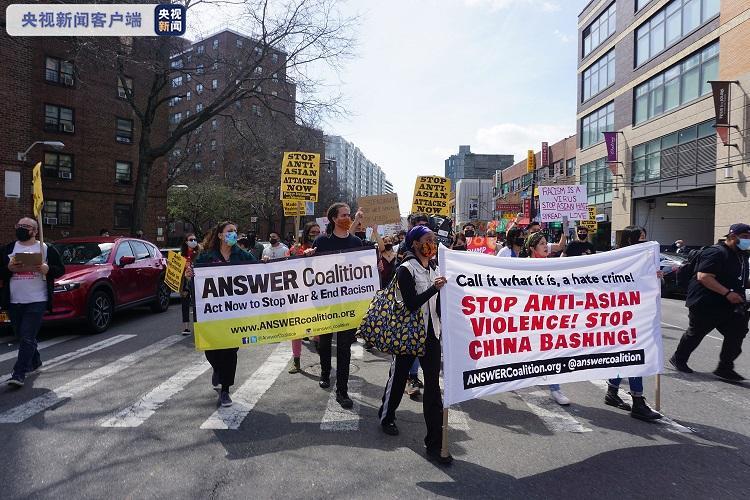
[660,252,689,298]
[50,237,170,333]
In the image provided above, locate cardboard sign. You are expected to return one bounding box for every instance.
[283,200,314,216]
[538,185,589,222]
[280,152,320,202]
[164,251,187,293]
[12,252,43,266]
[411,175,451,216]
[357,193,401,226]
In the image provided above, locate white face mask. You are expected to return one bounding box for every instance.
[187,240,198,249]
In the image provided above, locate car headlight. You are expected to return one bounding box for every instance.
[54,282,81,293]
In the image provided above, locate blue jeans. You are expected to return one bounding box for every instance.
[8,301,46,379]
[409,358,420,378]
[548,384,561,391]
[608,377,643,394]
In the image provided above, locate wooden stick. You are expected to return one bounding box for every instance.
[655,374,661,411]
[440,408,449,458]
[37,216,46,281]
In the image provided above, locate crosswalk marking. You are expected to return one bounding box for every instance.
[587,380,693,434]
[100,358,211,428]
[40,335,135,372]
[514,389,592,433]
[0,335,185,424]
[662,372,749,412]
[200,343,291,430]
[0,335,77,363]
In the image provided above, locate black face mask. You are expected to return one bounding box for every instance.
[15,227,32,242]
[464,230,475,238]
[269,238,279,245]
[384,244,393,251]
[578,233,587,240]
[355,232,367,240]
[514,237,525,247]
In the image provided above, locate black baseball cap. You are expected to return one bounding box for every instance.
[728,223,750,236]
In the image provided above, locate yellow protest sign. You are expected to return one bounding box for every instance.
[32,162,44,218]
[579,206,598,231]
[164,251,187,293]
[411,176,451,216]
[280,152,320,202]
[283,200,314,216]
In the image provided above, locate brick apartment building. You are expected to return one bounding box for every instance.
[0,35,168,243]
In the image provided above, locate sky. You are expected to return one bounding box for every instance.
[190,0,592,213]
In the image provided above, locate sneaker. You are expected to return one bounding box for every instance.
[406,380,421,399]
[550,389,571,405]
[219,390,233,407]
[425,447,453,466]
[7,375,24,387]
[211,371,220,391]
[319,374,330,389]
[288,357,301,374]
[181,329,191,336]
[713,367,746,382]
[381,421,399,436]
[669,355,693,374]
[336,391,353,409]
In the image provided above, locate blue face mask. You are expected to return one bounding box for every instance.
[738,238,750,251]
[224,231,238,246]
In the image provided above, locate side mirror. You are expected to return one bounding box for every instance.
[119,255,136,267]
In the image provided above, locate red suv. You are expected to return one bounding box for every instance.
[49,236,171,333]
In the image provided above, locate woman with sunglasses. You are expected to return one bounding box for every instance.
[179,233,201,336]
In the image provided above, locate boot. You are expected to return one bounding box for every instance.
[604,385,631,411]
[288,357,301,374]
[630,395,662,421]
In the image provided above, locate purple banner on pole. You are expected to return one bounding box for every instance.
[710,81,730,127]
[603,132,618,163]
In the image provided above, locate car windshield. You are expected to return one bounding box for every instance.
[54,242,114,265]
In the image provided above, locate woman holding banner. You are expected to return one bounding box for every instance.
[378,225,452,465]
[520,232,572,406]
[179,233,200,336]
[196,221,256,408]
[603,226,662,421]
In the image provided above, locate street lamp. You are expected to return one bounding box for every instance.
[17,141,65,162]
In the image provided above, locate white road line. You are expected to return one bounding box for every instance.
[40,335,135,372]
[0,335,77,363]
[100,358,211,428]
[200,343,291,430]
[351,342,364,360]
[661,322,721,342]
[448,405,470,431]
[0,335,185,424]
[660,374,750,413]
[587,380,693,434]
[514,389,592,433]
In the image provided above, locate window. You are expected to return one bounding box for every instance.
[116,118,134,143]
[170,59,183,69]
[114,204,132,229]
[636,0,652,10]
[579,158,613,204]
[196,64,204,75]
[130,241,150,260]
[272,72,279,82]
[196,103,203,113]
[171,76,182,87]
[186,91,191,101]
[44,104,75,133]
[213,61,218,70]
[117,76,133,99]
[43,152,73,179]
[582,50,615,101]
[271,90,278,97]
[582,3,616,58]
[197,45,205,54]
[634,41,718,124]
[44,200,73,225]
[193,162,202,171]
[211,160,217,169]
[580,101,614,148]
[185,110,191,118]
[212,39,219,50]
[114,240,135,262]
[186,73,191,82]
[566,158,576,177]
[115,161,132,184]
[196,83,204,93]
[635,0,719,66]
[236,38,243,48]
[211,79,218,89]
[632,119,715,183]
[253,46,262,57]
[253,66,263,75]
[211,119,218,130]
[170,112,182,124]
[210,139,217,151]
[45,56,74,85]
[251,104,262,116]
[271,53,279,64]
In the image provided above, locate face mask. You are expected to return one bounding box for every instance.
[384,244,393,251]
[420,241,437,258]
[514,237,525,246]
[15,227,32,242]
[336,218,353,232]
[270,237,279,245]
[224,231,238,246]
[464,230,475,238]
[577,233,587,240]
[738,238,750,251]
[187,240,198,249]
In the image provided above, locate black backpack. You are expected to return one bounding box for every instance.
[675,245,725,289]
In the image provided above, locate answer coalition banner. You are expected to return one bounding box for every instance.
[193,249,379,350]
[438,243,663,406]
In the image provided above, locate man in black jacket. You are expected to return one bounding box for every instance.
[1,217,65,387]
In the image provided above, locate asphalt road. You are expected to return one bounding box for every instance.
[0,298,748,499]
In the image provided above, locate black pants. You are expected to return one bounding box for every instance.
[318,329,355,393]
[205,348,239,388]
[180,283,193,323]
[674,305,749,368]
[379,324,443,452]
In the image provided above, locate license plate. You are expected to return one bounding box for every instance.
[0,311,9,323]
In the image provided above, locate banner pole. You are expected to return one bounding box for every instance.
[440,408,449,459]
[655,374,661,411]
[37,216,46,282]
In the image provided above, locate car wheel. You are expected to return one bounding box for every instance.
[151,280,171,313]
[87,290,113,334]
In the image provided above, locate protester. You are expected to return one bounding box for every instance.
[1,217,65,387]
[244,232,265,261]
[305,203,364,408]
[378,225,452,465]
[497,227,525,258]
[564,240,595,257]
[452,232,467,251]
[528,221,567,254]
[99,229,110,237]
[520,231,571,405]
[670,223,749,381]
[397,214,429,264]
[135,230,145,239]
[286,221,322,374]
[375,233,398,289]
[462,223,476,239]
[603,226,662,421]
[196,221,256,407]
[262,231,289,261]
[179,233,200,336]
[574,226,596,255]
[673,239,689,254]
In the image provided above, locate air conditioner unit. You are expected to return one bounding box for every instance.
[63,75,74,86]
[44,217,58,225]
[62,123,75,133]
[59,171,72,179]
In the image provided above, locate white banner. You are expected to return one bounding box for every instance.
[438,243,663,406]
[538,185,588,222]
